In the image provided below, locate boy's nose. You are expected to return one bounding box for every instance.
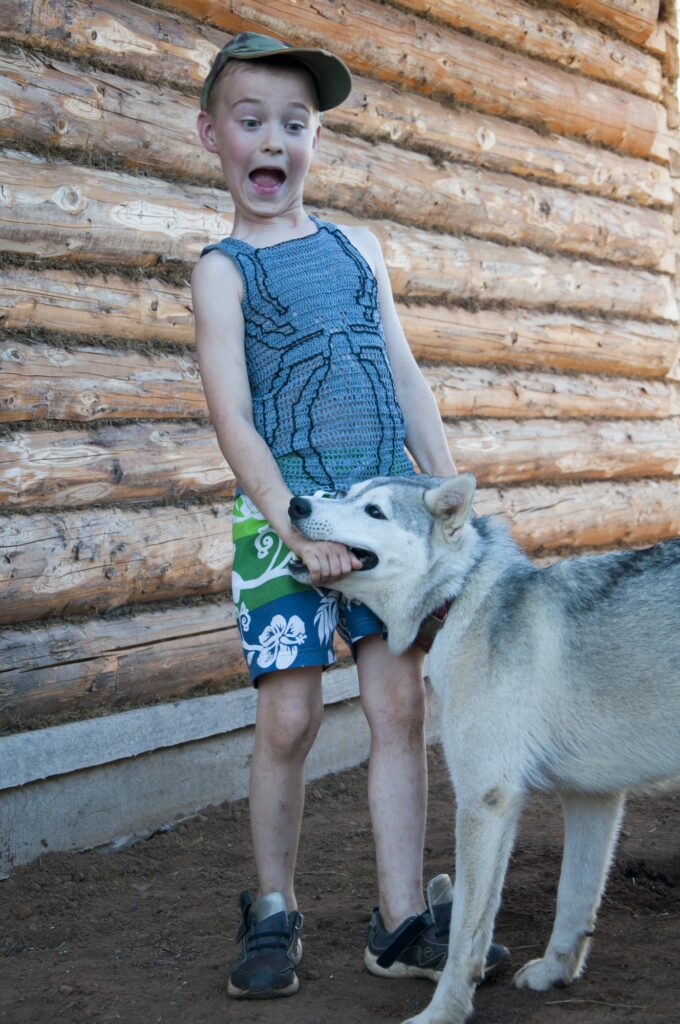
[261,129,283,153]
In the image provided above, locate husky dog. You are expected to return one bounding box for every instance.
[288,474,680,1024]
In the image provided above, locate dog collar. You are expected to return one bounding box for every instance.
[414,599,454,653]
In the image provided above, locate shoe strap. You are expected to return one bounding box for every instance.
[375,911,430,969]
[430,899,451,938]
[244,926,291,952]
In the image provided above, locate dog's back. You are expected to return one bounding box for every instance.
[473,536,680,793]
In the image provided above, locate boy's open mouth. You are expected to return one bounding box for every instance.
[249,167,286,193]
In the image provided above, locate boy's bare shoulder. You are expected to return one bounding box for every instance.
[335,223,378,247]
[334,223,380,271]
[191,248,243,303]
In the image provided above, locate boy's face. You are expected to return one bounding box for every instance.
[197,62,321,222]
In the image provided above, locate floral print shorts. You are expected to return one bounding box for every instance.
[231,494,384,686]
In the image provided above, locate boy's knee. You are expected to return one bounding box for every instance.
[257,686,323,760]
[363,674,426,738]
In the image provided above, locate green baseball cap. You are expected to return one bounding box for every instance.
[200,31,352,112]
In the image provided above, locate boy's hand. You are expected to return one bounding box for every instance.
[292,539,362,585]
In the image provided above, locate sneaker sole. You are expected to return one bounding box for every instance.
[364,947,440,982]
[226,973,300,999]
[364,946,511,985]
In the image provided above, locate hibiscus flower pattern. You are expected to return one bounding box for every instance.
[243,614,307,670]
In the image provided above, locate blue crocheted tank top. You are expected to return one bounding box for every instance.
[201,216,414,494]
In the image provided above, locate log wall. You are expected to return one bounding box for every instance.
[1,0,679,728]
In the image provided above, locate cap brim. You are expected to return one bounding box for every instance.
[265,48,353,111]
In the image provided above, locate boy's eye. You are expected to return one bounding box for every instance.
[286,122,305,133]
[241,118,260,129]
[365,504,387,520]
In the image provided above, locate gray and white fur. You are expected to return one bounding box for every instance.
[289,473,680,1024]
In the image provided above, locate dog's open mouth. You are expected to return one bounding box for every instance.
[348,546,379,571]
[289,546,378,577]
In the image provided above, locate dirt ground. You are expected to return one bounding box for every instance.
[1,744,679,1024]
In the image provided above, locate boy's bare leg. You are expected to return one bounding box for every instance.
[357,636,428,930]
[249,665,324,910]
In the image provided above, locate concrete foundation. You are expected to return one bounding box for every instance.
[0,667,441,878]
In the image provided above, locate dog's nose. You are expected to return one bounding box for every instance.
[289,496,312,520]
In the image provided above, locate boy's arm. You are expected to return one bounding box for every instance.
[354,231,457,477]
[191,252,361,584]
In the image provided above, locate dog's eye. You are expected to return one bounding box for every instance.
[365,503,387,520]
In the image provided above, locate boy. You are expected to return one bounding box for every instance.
[192,32,508,999]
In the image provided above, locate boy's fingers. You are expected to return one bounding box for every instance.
[300,541,360,583]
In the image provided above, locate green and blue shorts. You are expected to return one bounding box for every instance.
[232,494,384,685]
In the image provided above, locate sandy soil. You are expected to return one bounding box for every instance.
[1,745,679,1024]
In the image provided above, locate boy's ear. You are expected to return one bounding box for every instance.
[196,110,218,153]
[424,474,476,537]
[311,121,321,153]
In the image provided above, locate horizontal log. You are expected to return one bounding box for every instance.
[5,150,674,274]
[476,479,680,551]
[3,416,679,512]
[314,135,674,271]
[2,477,678,720]
[0,422,235,509]
[0,37,668,204]
[0,505,232,625]
[5,338,679,426]
[371,226,677,320]
[0,48,216,182]
[164,0,670,159]
[0,602,245,725]
[0,339,205,422]
[553,0,661,47]
[391,0,663,98]
[2,268,677,377]
[2,475,680,719]
[0,267,195,343]
[1,11,667,209]
[0,0,224,90]
[3,475,680,627]
[446,418,680,484]
[2,219,676,339]
[429,365,680,419]
[0,601,352,725]
[1,0,662,101]
[403,305,679,378]
[2,119,674,272]
[334,80,672,210]
[0,151,232,267]
[0,2,669,208]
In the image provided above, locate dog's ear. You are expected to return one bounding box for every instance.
[424,474,476,536]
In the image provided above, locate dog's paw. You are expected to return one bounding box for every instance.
[513,956,571,991]
[401,1005,469,1024]
[401,1015,453,1024]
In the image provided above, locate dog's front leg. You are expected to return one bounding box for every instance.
[514,790,625,991]
[403,789,523,1024]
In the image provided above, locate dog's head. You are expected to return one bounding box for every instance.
[288,474,477,649]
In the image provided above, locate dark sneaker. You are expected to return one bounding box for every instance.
[364,873,510,983]
[227,890,303,999]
